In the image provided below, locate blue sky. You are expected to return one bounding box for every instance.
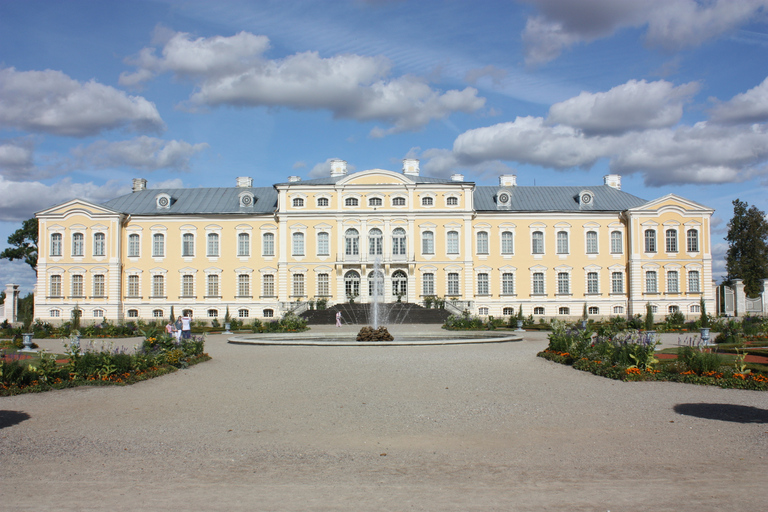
[2,0,768,294]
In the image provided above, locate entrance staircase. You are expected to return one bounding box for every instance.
[300,303,451,325]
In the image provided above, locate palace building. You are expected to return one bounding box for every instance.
[35,158,714,323]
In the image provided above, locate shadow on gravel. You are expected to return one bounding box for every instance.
[0,410,31,429]
[674,403,768,423]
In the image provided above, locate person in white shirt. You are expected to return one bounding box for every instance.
[181,313,192,339]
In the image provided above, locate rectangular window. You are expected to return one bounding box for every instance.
[93,274,105,297]
[292,233,304,256]
[532,272,545,294]
[238,274,250,297]
[447,231,459,254]
[610,231,622,254]
[422,273,434,295]
[51,233,62,257]
[611,272,623,294]
[128,234,140,257]
[182,233,194,257]
[72,233,84,256]
[72,275,84,297]
[263,233,275,256]
[502,273,514,295]
[317,232,329,256]
[152,275,164,297]
[293,274,305,296]
[422,231,434,254]
[501,232,513,254]
[207,233,219,257]
[447,272,459,296]
[50,275,62,297]
[532,232,544,254]
[476,232,489,254]
[94,233,105,257]
[317,273,330,296]
[263,274,275,296]
[688,270,700,292]
[666,229,678,252]
[644,230,656,253]
[182,275,194,296]
[556,232,568,254]
[238,233,250,256]
[477,273,489,295]
[152,233,165,257]
[645,271,658,293]
[207,274,219,297]
[687,230,699,252]
[587,272,598,294]
[557,272,569,294]
[586,232,598,254]
[127,275,139,297]
[667,270,679,293]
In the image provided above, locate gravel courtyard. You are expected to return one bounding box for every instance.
[1,327,767,511]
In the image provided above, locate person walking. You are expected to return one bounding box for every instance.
[181,312,192,339]
[174,316,183,341]
[335,310,342,327]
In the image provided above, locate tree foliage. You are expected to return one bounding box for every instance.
[0,218,39,275]
[726,199,768,297]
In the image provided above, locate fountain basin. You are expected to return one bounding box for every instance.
[228,331,522,346]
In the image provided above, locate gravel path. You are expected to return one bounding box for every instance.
[1,327,766,511]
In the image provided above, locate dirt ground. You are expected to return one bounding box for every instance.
[1,327,767,511]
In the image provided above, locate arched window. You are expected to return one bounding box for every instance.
[369,228,383,255]
[476,231,489,254]
[533,306,545,315]
[127,309,139,318]
[447,231,459,254]
[72,233,84,256]
[263,309,274,318]
[238,309,250,318]
[237,233,250,256]
[588,306,599,315]
[610,231,622,254]
[447,196,458,206]
[93,309,104,318]
[93,233,105,256]
[392,270,408,297]
[292,232,304,256]
[207,233,219,257]
[207,309,219,318]
[345,197,359,207]
[182,233,194,257]
[262,233,275,256]
[613,306,624,314]
[368,270,384,297]
[392,197,406,206]
[666,229,678,252]
[369,197,382,206]
[344,270,360,299]
[532,231,544,254]
[392,228,406,256]
[51,233,62,256]
[503,307,514,316]
[345,229,359,255]
[501,231,513,254]
[687,229,699,252]
[668,305,679,314]
[556,231,568,254]
[586,231,598,254]
[292,197,304,207]
[317,232,329,256]
[422,231,434,254]
[558,307,570,315]
[644,230,656,252]
[317,197,329,207]
[422,197,433,206]
[152,233,165,257]
[153,309,164,318]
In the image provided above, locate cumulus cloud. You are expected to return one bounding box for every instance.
[122,31,484,136]
[522,0,767,64]
[547,79,699,135]
[0,176,131,222]
[308,158,357,178]
[71,136,209,171]
[0,139,35,180]
[0,67,165,137]
[710,76,768,124]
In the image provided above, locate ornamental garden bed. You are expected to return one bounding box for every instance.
[0,330,209,396]
[538,324,768,391]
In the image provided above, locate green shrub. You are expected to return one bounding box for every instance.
[679,346,724,374]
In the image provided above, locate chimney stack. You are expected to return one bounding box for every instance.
[603,174,621,190]
[402,158,420,176]
[288,176,301,183]
[132,178,147,192]
[330,159,348,177]
[451,174,464,182]
[499,174,517,187]
[236,177,253,188]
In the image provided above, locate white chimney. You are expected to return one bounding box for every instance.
[236,177,253,188]
[132,178,147,192]
[402,158,420,176]
[499,174,517,187]
[451,174,464,182]
[288,176,301,183]
[604,174,621,190]
[330,159,348,177]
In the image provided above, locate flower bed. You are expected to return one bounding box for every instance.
[0,331,209,396]
[538,325,768,391]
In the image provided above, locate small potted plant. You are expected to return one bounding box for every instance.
[516,307,525,331]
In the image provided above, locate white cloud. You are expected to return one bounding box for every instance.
[71,136,209,171]
[308,158,356,178]
[0,176,131,222]
[710,76,768,124]
[522,0,767,65]
[0,259,36,296]
[0,67,165,137]
[547,79,699,135]
[123,31,484,136]
[0,139,35,179]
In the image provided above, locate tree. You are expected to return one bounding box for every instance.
[0,218,39,275]
[726,199,768,297]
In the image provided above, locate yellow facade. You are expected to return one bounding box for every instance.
[35,161,714,324]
